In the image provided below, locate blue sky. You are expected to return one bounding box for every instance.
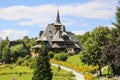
[0,0,118,40]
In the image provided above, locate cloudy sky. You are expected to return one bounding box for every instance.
[0,0,118,40]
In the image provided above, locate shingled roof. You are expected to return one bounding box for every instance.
[33,10,82,53]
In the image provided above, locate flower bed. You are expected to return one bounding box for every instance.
[50,59,98,80]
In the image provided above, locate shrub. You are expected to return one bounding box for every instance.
[85,73,93,80]
[29,58,37,69]
[15,57,24,65]
[48,51,54,59]
[25,55,31,60]
[54,52,68,61]
[21,61,29,66]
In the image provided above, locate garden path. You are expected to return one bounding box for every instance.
[51,63,85,80]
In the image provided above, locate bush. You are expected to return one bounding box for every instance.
[21,61,29,66]
[15,57,24,65]
[29,58,37,69]
[15,56,31,66]
[48,51,54,59]
[54,52,68,61]
[25,55,31,60]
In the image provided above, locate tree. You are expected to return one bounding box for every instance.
[1,37,9,55]
[102,6,120,76]
[23,36,29,43]
[0,38,2,59]
[76,32,91,48]
[81,26,111,76]
[102,43,120,76]
[2,47,11,64]
[10,44,29,63]
[32,43,53,80]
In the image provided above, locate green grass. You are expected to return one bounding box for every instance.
[0,65,33,74]
[67,54,88,67]
[102,67,108,75]
[0,74,75,80]
[0,74,32,80]
[0,65,75,80]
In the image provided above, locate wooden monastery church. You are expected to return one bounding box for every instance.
[33,11,82,54]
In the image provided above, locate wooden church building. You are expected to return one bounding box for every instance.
[33,11,82,54]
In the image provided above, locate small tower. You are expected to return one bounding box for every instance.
[55,10,62,31]
[56,10,61,24]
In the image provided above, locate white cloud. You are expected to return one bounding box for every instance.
[106,24,115,28]
[0,0,117,26]
[60,0,116,19]
[72,30,88,35]
[0,29,28,40]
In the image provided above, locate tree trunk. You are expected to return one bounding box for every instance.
[111,64,115,77]
[98,64,102,76]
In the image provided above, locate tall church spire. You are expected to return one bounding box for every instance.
[56,10,61,23]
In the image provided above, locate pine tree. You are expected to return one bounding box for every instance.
[32,43,53,80]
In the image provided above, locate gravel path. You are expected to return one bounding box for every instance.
[51,63,85,80]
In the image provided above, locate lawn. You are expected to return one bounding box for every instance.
[0,65,75,80]
[66,54,88,67]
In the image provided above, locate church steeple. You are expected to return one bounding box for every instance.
[56,10,61,24]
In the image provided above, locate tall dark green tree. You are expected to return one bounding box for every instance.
[32,43,53,80]
[102,6,120,76]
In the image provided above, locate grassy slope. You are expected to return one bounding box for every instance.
[0,65,75,80]
[66,54,88,67]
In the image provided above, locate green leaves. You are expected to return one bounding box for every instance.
[32,43,53,80]
[102,5,120,76]
[81,26,111,75]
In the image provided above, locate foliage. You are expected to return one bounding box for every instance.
[29,58,37,69]
[76,32,91,48]
[54,52,68,61]
[85,73,93,80]
[22,36,36,51]
[0,38,2,59]
[10,44,29,63]
[48,51,54,59]
[32,43,53,80]
[0,37,9,59]
[50,59,98,75]
[15,55,33,67]
[102,6,120,76]
[102,44,120,75]
[2,47,11,64]
[81,26,111,76]
[15,57,24,65]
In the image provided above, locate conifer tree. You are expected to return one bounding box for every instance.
[32,43,53,80]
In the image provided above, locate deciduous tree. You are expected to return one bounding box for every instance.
[81,26,111,76]
[102,6,120,76]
